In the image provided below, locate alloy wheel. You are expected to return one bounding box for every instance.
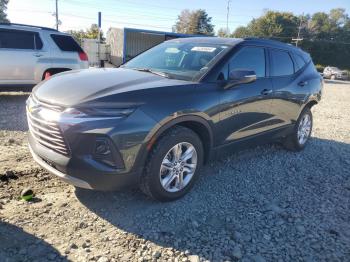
[297,113,312,145]
[159,142,198,193]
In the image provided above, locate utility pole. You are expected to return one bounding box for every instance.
[55,0,59,30]
[292,14,304,47]
[226,0,232,37]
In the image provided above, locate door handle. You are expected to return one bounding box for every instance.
[33,53,43,57]
[298,81,308,87]
[261,89,273,95]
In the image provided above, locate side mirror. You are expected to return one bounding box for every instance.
[223,69,257,89]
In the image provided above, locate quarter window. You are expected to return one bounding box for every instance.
[0,29,36,50]
[270,49,294,76]
[293,53,306,72]
[229,47,266,78]
[50,34,83,52]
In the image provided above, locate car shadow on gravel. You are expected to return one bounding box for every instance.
[0,221,68,261]
[75,137,350,260]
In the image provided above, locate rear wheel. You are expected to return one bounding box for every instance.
[283,107,313,151]
[140,126,204,201]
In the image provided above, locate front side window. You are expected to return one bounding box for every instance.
[123,41,230,81]
[0,29,35,49]
[229,46,266,78]
[271,49,294,76]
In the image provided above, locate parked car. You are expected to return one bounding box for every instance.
[323,66,348,80]
[27,37,322,201]
[0,23,88,87]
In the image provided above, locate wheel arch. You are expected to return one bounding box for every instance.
[146,115,214,164]
[41,68,72,80]
[304,99,318,110]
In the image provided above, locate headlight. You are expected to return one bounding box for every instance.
[64,108,135,118]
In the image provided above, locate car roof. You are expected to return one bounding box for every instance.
[168,36,309,56]
[0,23,68,35]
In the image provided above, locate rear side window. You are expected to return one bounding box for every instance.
[270,49,294,76]
[293,53,307,72]
[35,34,43,50]
[229,47,266,78]
[50,34,83,52]
[0,29,35,49]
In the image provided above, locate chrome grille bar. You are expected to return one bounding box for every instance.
[27,97,70,156]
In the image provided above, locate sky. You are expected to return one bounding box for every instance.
[7,0,350,34]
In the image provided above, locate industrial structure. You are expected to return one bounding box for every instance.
[106,27,199,66]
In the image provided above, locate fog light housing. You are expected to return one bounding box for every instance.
[95,139,111,155]
[93,138,124,168]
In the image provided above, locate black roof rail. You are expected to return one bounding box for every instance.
[243,37,286,44]
[0,23,58,32]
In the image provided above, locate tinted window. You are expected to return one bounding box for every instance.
[293,53,306,72]
[0,29,35,49]
[51,34,83,52]
[35,34,43,49]
[229,47,266,78]
[271,49,294,76]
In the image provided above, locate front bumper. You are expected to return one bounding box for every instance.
[29,143,93,189]
[26,102,158,190]
[29,133,141,190]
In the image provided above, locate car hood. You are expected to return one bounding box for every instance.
[33,68,191,107]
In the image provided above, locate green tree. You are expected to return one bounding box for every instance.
[231,11,299,42]
[231,26,251,38]
[174,9,214,35]
[308,12,332,39]
[66,24,104,45]
[0,0,10,23]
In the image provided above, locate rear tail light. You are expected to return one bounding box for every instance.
[78,51,88,61]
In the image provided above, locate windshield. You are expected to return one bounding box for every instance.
[122,41,230,81]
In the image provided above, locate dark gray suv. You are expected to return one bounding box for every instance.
[27,37,322,201]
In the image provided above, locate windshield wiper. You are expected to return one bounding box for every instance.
[131,68,172,79]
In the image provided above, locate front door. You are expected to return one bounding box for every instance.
[217,46,275,144]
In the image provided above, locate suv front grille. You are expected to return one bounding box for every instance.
[27,97,70,156]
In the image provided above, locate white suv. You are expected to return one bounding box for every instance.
[0,23,89,87]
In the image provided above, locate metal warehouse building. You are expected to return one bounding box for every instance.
[106,27,198,66]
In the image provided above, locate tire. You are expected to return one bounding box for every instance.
[140,126,204,201]
[283,107,313,152]
[331,75,336,80]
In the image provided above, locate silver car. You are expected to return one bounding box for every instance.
[0,23,89,87]
[323,66,348,80]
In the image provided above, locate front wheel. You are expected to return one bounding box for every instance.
[140,126,204,201]
[283,107,313,151]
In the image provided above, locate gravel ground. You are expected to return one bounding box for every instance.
[0,81,349,262]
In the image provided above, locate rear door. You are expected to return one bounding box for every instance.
[217,46,275,144]
[268,48,302,128]
[0,29,40,84]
